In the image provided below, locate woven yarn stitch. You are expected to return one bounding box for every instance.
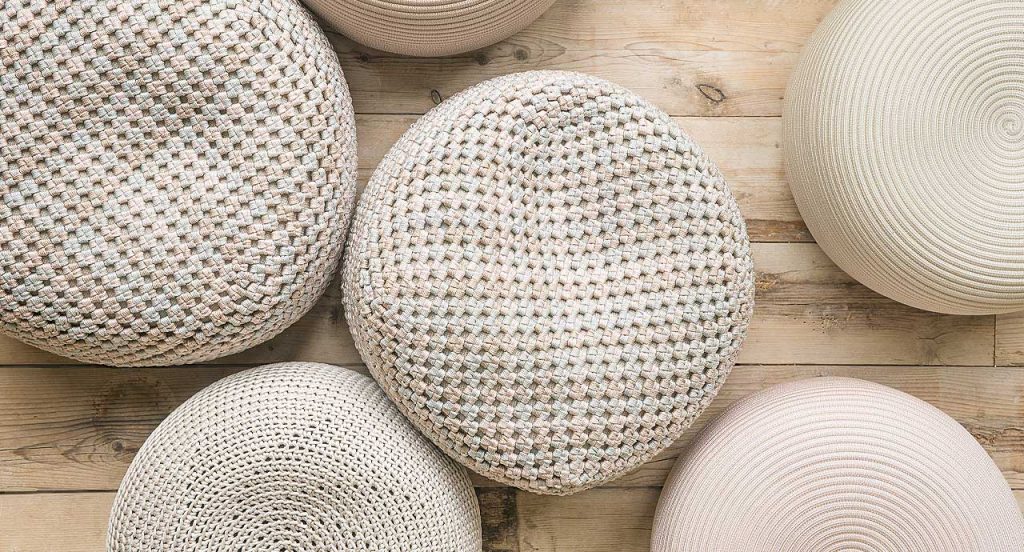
[0,0,357,366]
[343,71,755,495]
[303,0,556,57]
[108,363,483,551]
[784,0,1024,314]
[651,377,1024,551]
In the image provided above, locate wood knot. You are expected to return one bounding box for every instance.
[697,83,727,104]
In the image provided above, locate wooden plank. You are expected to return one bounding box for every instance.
[0,242,993,368]
[355,115,807,243]
[3,364,1018,493]
[741,244,994,366]
[996,311,1024,366]
[326,0,838,116]
[516,488,657,552]
[0,492,113,552]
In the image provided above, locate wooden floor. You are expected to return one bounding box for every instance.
[2,1,1023,550]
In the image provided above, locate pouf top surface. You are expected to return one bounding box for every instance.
[651,377,1024,552]
[108,363,482,551]
[304,0,557,57]
[343,71,755,494]
[0,0,357,366]
[784,0,1024,314]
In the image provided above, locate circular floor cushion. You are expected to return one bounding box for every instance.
[304,0,556,57]
[651,377,1024,551]
[784,0,1024,315]
[0,0,357,366]
[108,363,482,550]
[343,71,755,495]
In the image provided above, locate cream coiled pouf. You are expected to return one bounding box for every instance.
[108,363,482,551]
[651,378,1024,551]
[784,0,1024,315]
[0,0,357,366]
[343,71,755,495]
[303,0,556,56]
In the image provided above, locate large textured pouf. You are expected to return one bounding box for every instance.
[0,0,357,366]
[344,71,755,495]
[108,363,482,551]
[651,378,1024,551]
[785,0,1024,315]
[304,0,556,56]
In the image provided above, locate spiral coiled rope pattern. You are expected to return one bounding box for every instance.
[785,0,1024,314]
[652,377,1024,551]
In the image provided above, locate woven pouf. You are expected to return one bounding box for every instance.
[651,377,1024,551]
[108,363,482,551]
[0,0,357,366]
[304,0,556,56]
[784,0,1024,315]
[343,71,755,495]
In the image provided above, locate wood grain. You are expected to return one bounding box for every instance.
[3,364,1021,493]
[325,0,838,116]
[997,311,1024,366]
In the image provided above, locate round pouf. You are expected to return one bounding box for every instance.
[108,363,482,551]
[784,0,1024,315]
[651,377,1024,551]
[343,71,755,495]
[304,0,556,57]
[0,0,357,366]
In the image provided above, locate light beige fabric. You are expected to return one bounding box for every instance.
[651,377,1024,552]
[108,363,482,551]
[0,0,357,366]
[343,71,755,495]
[784,0,1024,315]
[304,0,556,56]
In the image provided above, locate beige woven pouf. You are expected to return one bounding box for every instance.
[108,363,482,551]
[303,0,556,56]
[784,0,1024,315]
[0,0,357,366]
[343,71,755,495]
[651,377,1024,551]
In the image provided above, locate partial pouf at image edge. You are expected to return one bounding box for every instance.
[108,363,483,551]
[0,0,358,366]
[651,377,1024,552]
[784,0,1024,315]
[343,70,755,495]
[304,0,557,56]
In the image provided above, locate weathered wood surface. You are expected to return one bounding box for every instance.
[3,0,1023,550]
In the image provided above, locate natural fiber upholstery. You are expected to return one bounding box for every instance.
[108,363,482,551]
[651,378,1024,551]
[343,71,755,495]
[784,0,1024,315]
[303,0,556,57]
[0,0,357,366]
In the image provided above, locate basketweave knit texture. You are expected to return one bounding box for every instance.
[343,71,755,495]
[108,363,483,551]
[0,0,357,366]
[785,0,1024,315]
[651,378,1024,551]
[303,0,557,57]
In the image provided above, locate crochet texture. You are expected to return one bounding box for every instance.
[343,71,755,495]
[785,0,1024,315]
[651,377,1024,551]
[108,363,483,551]
[0,0,357,366]
[303,0,556,57]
